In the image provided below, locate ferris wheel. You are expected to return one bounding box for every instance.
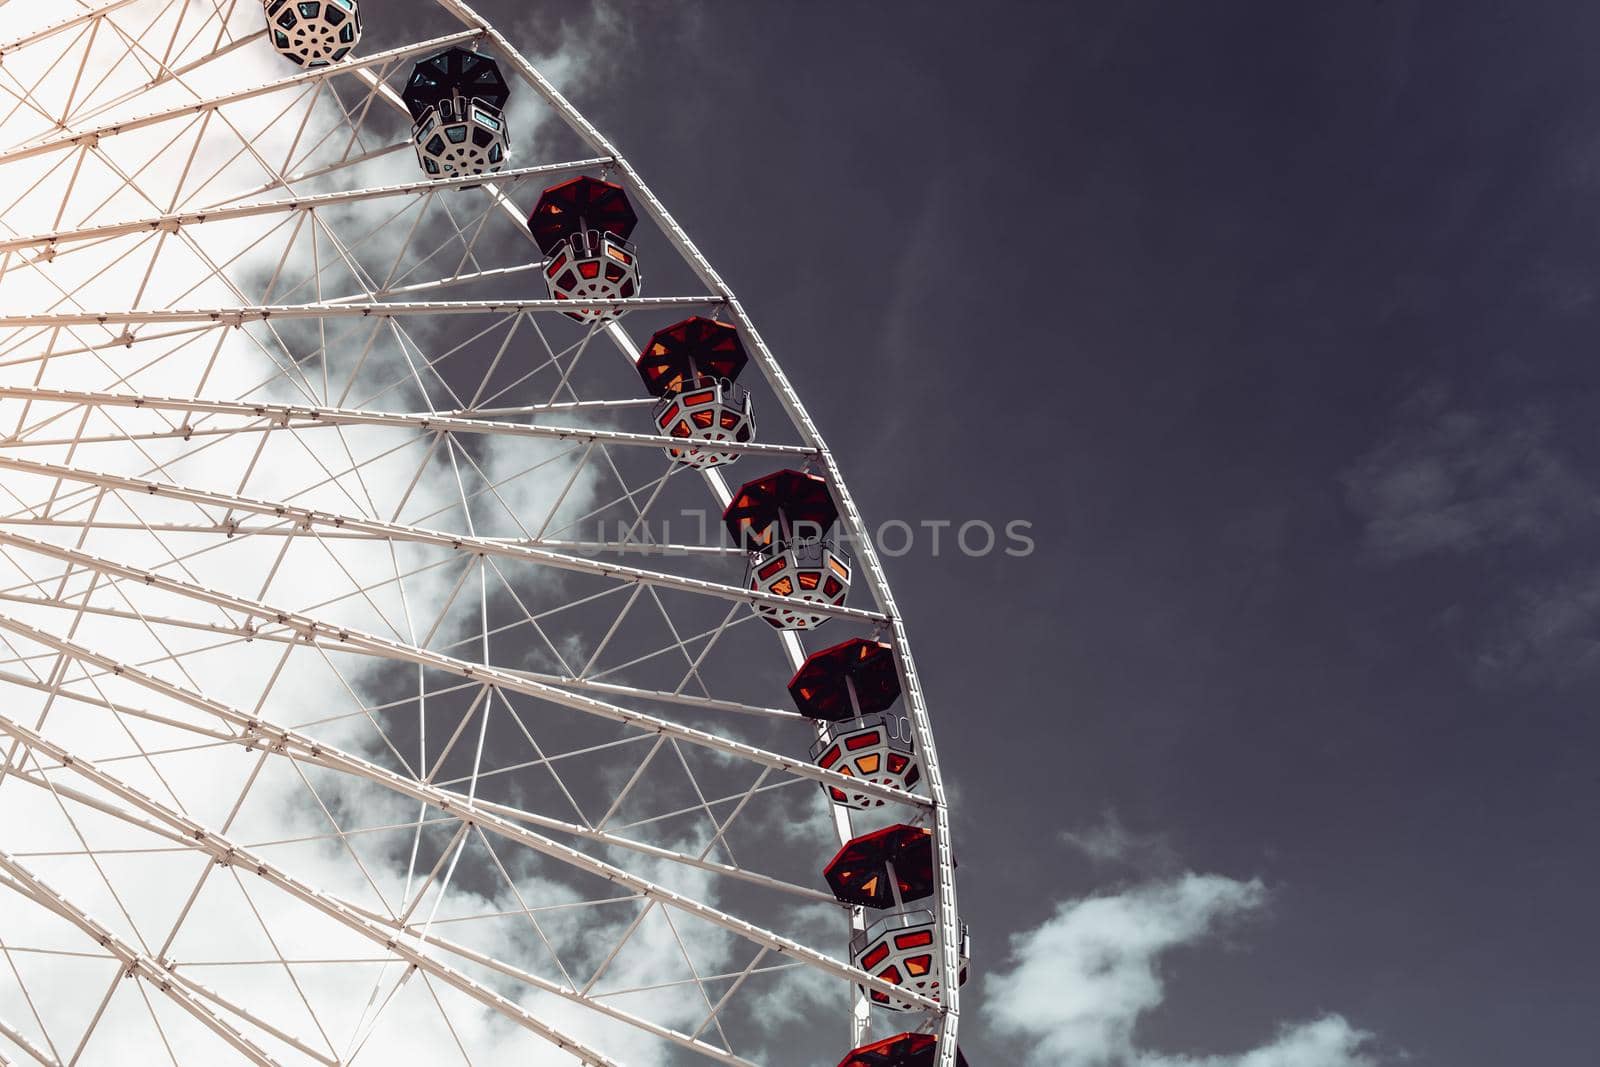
[0,3,965,1066]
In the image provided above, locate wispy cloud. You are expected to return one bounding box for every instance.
[1474,564,1600,684]
[983,874,1378,1067]
[1140,1016,1378,1067]
[1342,384,1600,683]
[1342,386,1596,561]
[1062,810,1180,875]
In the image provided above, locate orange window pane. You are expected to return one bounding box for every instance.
[854,753,881,775]
[904,954,932,977]
[769,577,793,596]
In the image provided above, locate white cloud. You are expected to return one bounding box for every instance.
[1062,810,1178,874]
[983,874,1377,1067]
[1141,1016,1376,1067]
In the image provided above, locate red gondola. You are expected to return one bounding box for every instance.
[640,317,755,468]
[527,176,639,256]
[788,637,900,720]
[724,470,849,627]
[836,1032,969,1067]
[823,824,934,909]
[721,469,838,547]
[636,316,750,397]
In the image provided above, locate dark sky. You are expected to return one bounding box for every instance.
[445,2,1599,1062]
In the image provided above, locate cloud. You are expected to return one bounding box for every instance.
[1062,810,1179,874]
[1141,1016,1377,1067]
[1472,563,1600,684]
[1342,387,1596,561]
[1343,385,1600,684]
[983,874,1378,1067]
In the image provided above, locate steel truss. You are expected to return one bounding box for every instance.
[0,2,962,1064]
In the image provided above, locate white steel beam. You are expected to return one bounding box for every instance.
[0,297,720,327]
[0,0,143,57]
[0,157,614,253]
[0,31,485,165]
[0,454,885,626]
[0,386,817,459]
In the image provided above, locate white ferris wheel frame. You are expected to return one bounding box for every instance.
[0,2,963,1064]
